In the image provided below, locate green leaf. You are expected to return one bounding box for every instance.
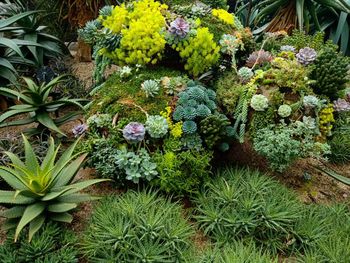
[0,57,16,72]
[58,179,110,196]
[41,187,74,201]
[0,167,27,190]
[48,203,77,213]
[0,116,36,128]
[296,0,305,30]
[28,214,45,241]
[22,135,40,174]
[57,193,100,203]
[0,191,34,204]
[0,206,25,219]
[315,166,350,185]
[333,12,348,44]
[0,11,40,29]
[53,154,87,188]
[0,38,24,58]
[36,112,65,136]
[50,212,73,223]
[0,107,36,123]
[15,202,45,242]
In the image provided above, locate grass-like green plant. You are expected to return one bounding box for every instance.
[0,222,78,263]
[0,135,107,241]
[197,242,277,263]
[82,190,195,262]
[0,76,85,136]
[194,167,303,254]
[328,130,350,164]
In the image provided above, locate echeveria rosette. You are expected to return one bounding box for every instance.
[333,99,350,112]
[145,115,169,139]
[296,47,317,66]
[278,105,292,118]
[72,124,88,137]
[303,95,319,108]
[168,18,190,39]
[238,67,254,83]
[123,122,146,143]
[280,45,296,53]
[250,94,269,111]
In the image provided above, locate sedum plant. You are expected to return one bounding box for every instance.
[0,76,85,136]
[0,135,107,241]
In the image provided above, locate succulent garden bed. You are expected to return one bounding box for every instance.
[1,0,350,262]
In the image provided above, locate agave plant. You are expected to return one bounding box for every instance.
[0,135,108,241]
[0,76,86,136]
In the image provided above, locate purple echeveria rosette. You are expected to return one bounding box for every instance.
[168,18,190,39]
[72,124,88,137]
[333,98,350,112]
[296,47,317,66]
[123,122,146,143]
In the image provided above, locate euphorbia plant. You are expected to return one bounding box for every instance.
[0,135,108,241]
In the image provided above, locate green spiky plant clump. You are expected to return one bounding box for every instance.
[152,150,213,194]
[0,223,78,263]
[89,67,184,123]
[281,31,338,52]
[197,242,276,263]
[82,191,195,262]
[328,130,350,164]
[311,48,349,100]
[173,82,217,135]
[296,204,350,262]
[0,136,107,241]
[194,167,303,254]
[141,79,160,98]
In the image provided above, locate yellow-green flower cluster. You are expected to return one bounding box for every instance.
[101,5,128,33]
[176,27,220,76]
[212,9,235,26]
[319,105,335,137]
[161,106,183,138]
[104,0,168,65]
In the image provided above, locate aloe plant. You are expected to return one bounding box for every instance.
[0,135,108,241]
[0,76,86,136]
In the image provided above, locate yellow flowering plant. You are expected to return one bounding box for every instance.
[161,106,183,138]
[212,9,235,26]
[319,105,335,137]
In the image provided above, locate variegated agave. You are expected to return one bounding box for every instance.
[0,135,107,241]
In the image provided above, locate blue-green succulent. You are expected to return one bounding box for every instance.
[145,115,169,139]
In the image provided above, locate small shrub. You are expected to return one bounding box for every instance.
[82,191,195,262]
[0,222,78,263]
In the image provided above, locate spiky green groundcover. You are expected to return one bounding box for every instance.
[0,222,78,263]
[194,167,350,258]
[82,190,195,262]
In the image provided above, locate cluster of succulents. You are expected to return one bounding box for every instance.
[123,122,146,142]
[246,50,273,68]
[296,47,317,66]
[141,79,160,98]
[115,148,158,183]
[173,83,217,134]
[250,94,269,111]
[145,115,169,138]
[311,48,349,100]
[303,95,320,108]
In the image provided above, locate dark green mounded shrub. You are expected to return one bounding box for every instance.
[0,223,78,263]
[311,48,349,100]
[82,190,195,262]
